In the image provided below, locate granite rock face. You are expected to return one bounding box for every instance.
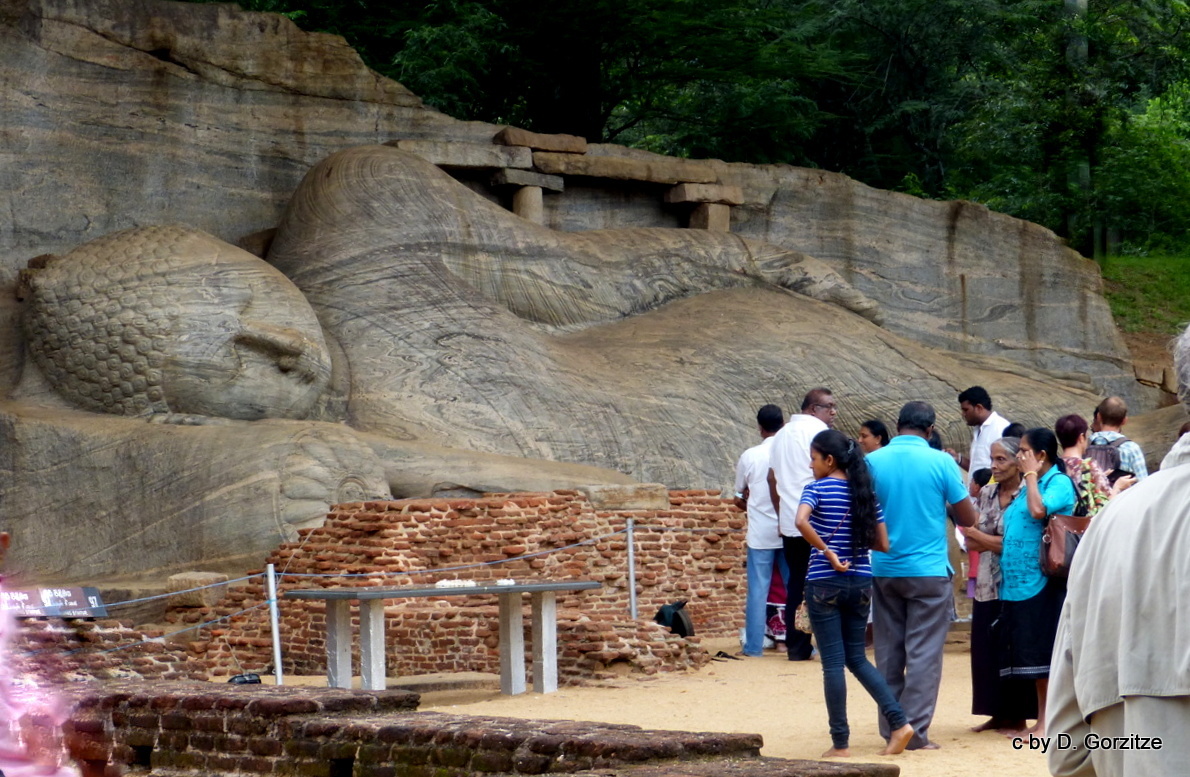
[260,146,1109,487]
[0,0,1138,402]
[0,0,1162,583]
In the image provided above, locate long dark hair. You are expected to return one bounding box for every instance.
[810,429,880,552]
[1023,427,1067,475]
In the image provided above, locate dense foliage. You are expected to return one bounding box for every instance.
[197,0,1190,255]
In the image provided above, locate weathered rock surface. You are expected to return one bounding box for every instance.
[0,0,1139,403]
[0,402,636,583]
[259,145,1108,487]
[0,0,1173,586]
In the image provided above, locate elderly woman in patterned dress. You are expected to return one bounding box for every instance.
[960,437,1037,733]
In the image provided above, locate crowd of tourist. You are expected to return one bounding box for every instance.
[732,364,1188,764]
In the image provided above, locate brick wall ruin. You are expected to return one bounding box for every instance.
[55,681,899,777]
[13,619,207,685]
[173,490,750,683]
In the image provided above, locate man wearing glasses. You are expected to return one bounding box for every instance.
[767,387,837,660]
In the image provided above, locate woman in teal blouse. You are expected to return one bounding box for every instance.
[997,427,1076,738]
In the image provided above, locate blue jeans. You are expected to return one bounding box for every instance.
[743,546,789,656]
[807,576,909,749]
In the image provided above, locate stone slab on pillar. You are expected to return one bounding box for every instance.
[664,183,744,206]
[490,168,564,192]
[494,126,588,154]
[689,203,731,232]
[513,186,545,224]
[532,151,717,184]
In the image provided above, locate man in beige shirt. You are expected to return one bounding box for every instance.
[1047,323,1190,776]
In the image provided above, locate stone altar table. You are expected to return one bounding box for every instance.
[285,580,602,694]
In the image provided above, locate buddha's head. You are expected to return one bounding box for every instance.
[21,225,332,420]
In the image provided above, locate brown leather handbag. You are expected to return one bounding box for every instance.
[1041,513,1092,577]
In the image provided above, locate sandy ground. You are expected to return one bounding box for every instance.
[407,633,1052,777]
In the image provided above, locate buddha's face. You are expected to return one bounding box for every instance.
[23,225,332,420]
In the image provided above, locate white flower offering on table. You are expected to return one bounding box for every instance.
[434,579,477,588]
[496,578,516,586]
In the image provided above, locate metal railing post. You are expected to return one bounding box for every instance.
[266,563,284,686]
[626,518,638,620]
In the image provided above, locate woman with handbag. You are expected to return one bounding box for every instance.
[795,429,915,758]
[997,427,1077,737]
[960,437,1037,733]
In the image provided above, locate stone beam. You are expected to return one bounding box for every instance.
[532,152,717,184]
[494,126,588,154]
[386,139,532,169]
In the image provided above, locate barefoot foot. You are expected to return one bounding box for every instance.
[820,747,850,758]
[881,724,915,755]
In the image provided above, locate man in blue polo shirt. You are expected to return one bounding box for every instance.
[866,401,978,751]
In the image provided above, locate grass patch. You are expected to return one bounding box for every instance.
[1101,254,1190,334]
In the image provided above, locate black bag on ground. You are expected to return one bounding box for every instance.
[653,599,695,637]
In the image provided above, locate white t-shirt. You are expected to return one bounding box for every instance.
[734,436,780,549]
[968,410,1012,480]
[768,413,828,537]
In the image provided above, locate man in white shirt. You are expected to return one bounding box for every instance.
[733,404,787,657]
[953,386,1012,483]
[767,387,836,660]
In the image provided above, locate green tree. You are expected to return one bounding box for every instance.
[188,0,1190,252]
[945,0,1190,253]
[1097,83,1190,251]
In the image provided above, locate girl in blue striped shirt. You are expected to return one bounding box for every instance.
[796,429,914,757]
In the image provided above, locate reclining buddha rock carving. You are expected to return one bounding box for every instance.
[2,142,1153,582]
[264,145,887,459]
[271,146,882,332]
[18,225,332,422]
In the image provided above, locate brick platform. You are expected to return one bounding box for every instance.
[55,682,869,777]
[176,490,747,683]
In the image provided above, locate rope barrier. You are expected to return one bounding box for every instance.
[71,602,270,657]
[20,601,272,659]
[100,573,264,610]
[277,528,631,580]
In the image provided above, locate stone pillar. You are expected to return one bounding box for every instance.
[689,203,731,232]
[664,184,744,233]
[491,169,563,226]
[513,186,545,224]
